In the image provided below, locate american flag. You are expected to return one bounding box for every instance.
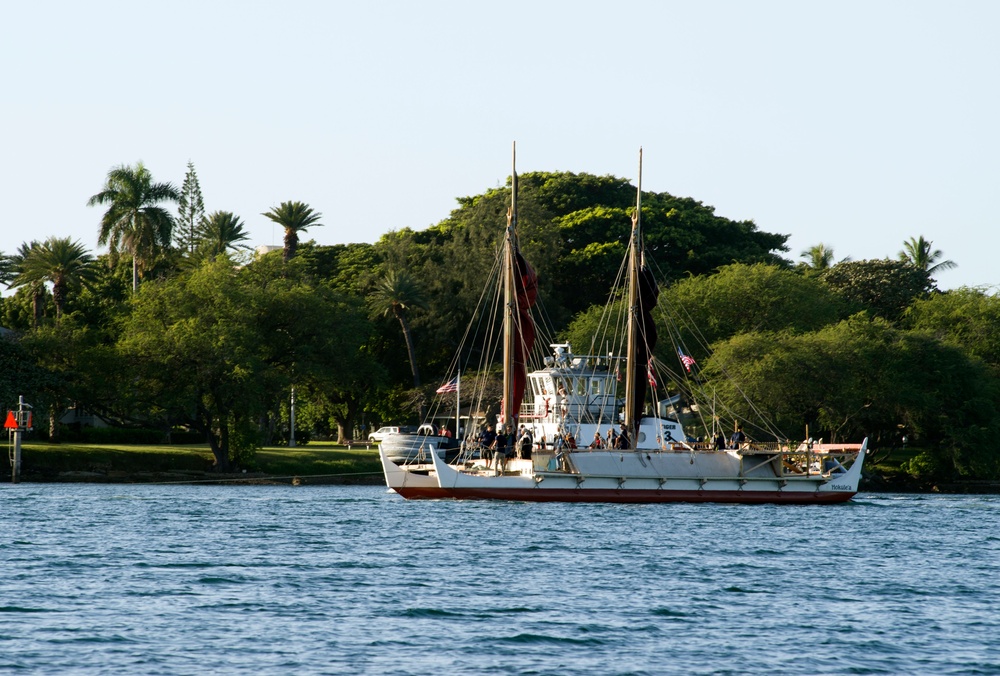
[646,359,658,388]
[436,377,458,394]
[679,350,696,372]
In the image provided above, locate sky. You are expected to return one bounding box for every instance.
[3,0,997,291]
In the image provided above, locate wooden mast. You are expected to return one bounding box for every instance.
[502,142,517,428]
[624,148,642,447]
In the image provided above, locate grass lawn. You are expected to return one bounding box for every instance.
[13,441,384,483]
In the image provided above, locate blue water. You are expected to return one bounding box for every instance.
[1,485,998,675]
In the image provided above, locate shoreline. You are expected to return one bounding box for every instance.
[8,443,998,493]
[11,469,387,486]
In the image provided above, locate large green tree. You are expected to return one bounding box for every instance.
[261,201,322,263]
[562,263,844,369]
[367,171,792,380]
[10,237,97,321]
[905,288,1000,371]
[88,162,180,292]
[658,263,844,351]
[701,317,1000,477]
[118,256,368,469]
[820,259,933,321]
[0,331,52,416]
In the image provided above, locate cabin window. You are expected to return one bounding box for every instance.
[591,379,602,395]
[555,378,567,395]
[531,379,541,396]
[576,378,587,396]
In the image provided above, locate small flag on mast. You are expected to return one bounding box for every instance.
[679,350,696,372]
[646,359,658,389]
[436,377,459,394]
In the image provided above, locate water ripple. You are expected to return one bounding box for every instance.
[2,486,1000,674]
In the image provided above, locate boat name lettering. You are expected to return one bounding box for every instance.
[830,484,851,491]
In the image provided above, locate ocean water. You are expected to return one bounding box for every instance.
[1,484,998,675]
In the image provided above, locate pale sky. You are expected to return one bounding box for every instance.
[3,0,997,291]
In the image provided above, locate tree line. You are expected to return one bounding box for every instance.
[2,161,996,480]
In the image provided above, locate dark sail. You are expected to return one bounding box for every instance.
[508,249,538,424]
[629,263,659,437]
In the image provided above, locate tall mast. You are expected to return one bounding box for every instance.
[502,142,517,428]
[624,148,642,445]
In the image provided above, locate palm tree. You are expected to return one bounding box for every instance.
[261,201,322,263]
[899,235,957,276]
[368,269,425,387]
[87,162,180,292]
[0,251,14,287]
[197,211,251,257]
[11,237,97,320]
[6,241,46,327]
[801,243,849,270]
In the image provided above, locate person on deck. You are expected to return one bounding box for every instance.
[517,427,533,459]
[615,425,630,450]
[553,432,565,452]
[479,425,496,465]
[731,427,747,448]
[491,425,512,472]
[589,432,605,449]
[486,427,507,470]
[713,431,725,451]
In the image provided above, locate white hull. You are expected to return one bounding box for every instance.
[379,448,449,498]
[382,439,867,504]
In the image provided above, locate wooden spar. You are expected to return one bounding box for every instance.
[624,148,642,446]
[502,142,517,428]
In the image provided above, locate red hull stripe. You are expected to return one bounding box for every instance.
[392,487,855,504]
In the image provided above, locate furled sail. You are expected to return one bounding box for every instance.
[501,142,537,427]
[629,262,659,432]
[509,249,538,425]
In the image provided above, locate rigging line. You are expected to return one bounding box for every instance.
[444,247,506,378]
[431,249,506,434]
[645,261,786,441]
[644,256,717,357]
[458,247,507,438]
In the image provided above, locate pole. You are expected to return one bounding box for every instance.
[624,148,642,447]
[289,386,297,448]
[502,142,517,428]
[11,395,30,484]
[11,425,20,484]
[455,371,461,440]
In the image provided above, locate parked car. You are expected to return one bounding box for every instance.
[368,425,415,443]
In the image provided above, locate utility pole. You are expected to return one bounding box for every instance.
[289,386,297,448]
